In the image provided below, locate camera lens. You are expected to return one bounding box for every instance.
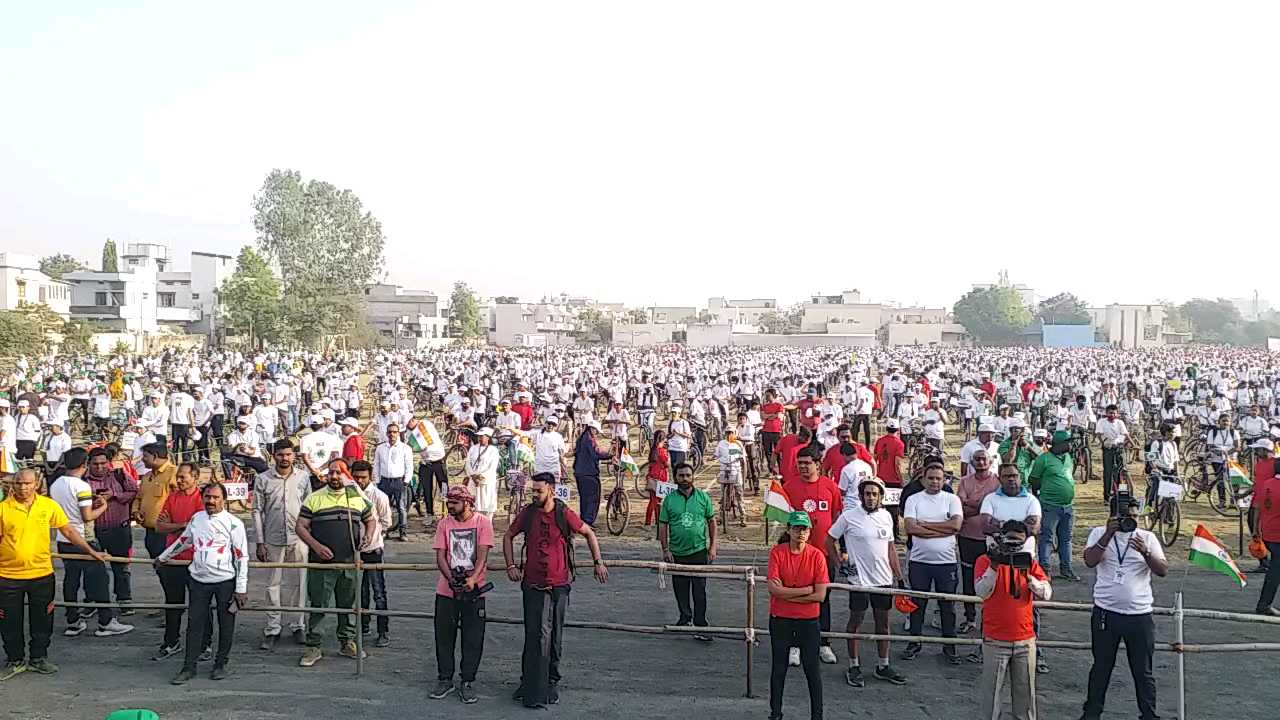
[1118,516,1137,533]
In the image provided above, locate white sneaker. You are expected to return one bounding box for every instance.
[788,647,801,667]
[818,646,838,664]
[64,620,87,637]
[95,619,135,637]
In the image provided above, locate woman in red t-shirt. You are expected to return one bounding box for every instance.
[767,511,828,720]
[645,430,670,527]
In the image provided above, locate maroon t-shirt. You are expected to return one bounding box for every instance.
[514,503,585,587]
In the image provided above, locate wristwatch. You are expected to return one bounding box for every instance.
[593,559,604,567]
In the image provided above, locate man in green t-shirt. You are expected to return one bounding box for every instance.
[1028,431,1078,581]
[999,419,1037,485]
[658,462,718,641]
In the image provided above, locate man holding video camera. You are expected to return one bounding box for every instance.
[1079,489,1168,720]
[975,519,1052,720]
[430,486,494,704]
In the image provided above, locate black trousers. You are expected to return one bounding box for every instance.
[672,550,708,626]
[908,562,958,655]
[0,574,56,663]
[577,474,601,526]
[1258,541,1280,610]
[419,461,448,518]
[94,526,133,602]
[171,424,191,458]
[958,537,987,623]
[57,541,112,626]
[360,550,389,634]
[852,415,872,447]
[1083,607,1158,720]
[1102,447,1124,502]
[159,564,213,650]
[210,415,225,449]
[761,432,781,473]
[434,593,486,683]
[769,615,823,720]
[380,478,406,534]
[15,440,36,460]
[183,578,236,672]
[518,585,569,706]
[194,423,212,463]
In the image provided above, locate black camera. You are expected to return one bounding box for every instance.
[1113,485,1138,533]
[450,566,493,601]
[988,533,1032,571]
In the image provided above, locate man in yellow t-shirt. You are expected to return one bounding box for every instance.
[0,468,105,680]
[134,444,178,563]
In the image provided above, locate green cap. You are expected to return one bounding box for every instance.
[787,511,812,528]
[1051,431,1070,444]
[104,712,160,720]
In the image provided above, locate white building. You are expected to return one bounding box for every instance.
[488,302,579,346]
[1087,304,1190,349]
[0,253,71,318]
[707,297,776,331]
[363,283,449,347]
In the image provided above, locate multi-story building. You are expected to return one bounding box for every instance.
[488,301,582,346]
[1087,304,1190,348]
[707,297,776,330]
[0,253,71,318]
[363,283,448,347]
[647,306,698,324]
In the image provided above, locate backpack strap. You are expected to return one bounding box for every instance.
[553,499,576,581]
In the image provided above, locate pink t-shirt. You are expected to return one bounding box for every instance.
[432,512,495,598]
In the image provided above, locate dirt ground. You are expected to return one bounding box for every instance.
[7,416,1278,719]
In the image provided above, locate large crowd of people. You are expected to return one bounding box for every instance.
[2,343,1280,718]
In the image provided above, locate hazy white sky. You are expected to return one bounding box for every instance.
[3,1,1277,309]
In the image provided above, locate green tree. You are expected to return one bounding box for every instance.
[39,253,85,281]
[757,310,788,334]
[696,309,714,324]
[1035,292,1090,325]
[60,319,99,354]
[101,239,119,272]
[219,247,284,348]
[0,311,46,355]
[626,308,650,324]
[953,287,1032,344]
[448,282,483,339]
[494,296,519,304]
[1179,298,1244,344]
[573,308,613,342]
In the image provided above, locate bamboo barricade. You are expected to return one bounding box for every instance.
[50,553,1280,718]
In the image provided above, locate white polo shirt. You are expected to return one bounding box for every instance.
[904,490,962,564]
[1085,526,1166,615]
[829,504,895,588]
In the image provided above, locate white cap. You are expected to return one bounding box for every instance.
[587,420,601,431]
[1252,438,1275,452]
[236,416,251,426]
[477,427,494,437]
[340,417,359,428]
[1007,418,1025,429]
[47,420,63,429]
[322,409,336,421]
[16,399,28,408]
[1033,428,1049,438]
[308,414,324,425]
[885,419,899,429]
[546,415,559,425]
[977,423,996,433]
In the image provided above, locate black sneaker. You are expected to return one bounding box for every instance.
[170,668,196,686]
[845,666,864,687]
[548,684,560,705]
[210,666,229,681]
[151,643,181,661]
[943,652,962,666]
[901,642,922,661]
[429,680,455,699]
[874,665,907,685]
[375,633,390,648]
[198,646,214,662]
[119,607,136,617]
[458,681,479,704]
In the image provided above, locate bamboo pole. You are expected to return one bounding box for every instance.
[744,568,755,699]
[1175,592,1185,720]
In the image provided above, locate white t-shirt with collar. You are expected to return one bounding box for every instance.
[828,504,895,588]
[1085,526,1166,615]
[904,490,962,564]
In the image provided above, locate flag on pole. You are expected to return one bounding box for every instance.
[405,423,433,453]
[618,450,640,476]
[763,480,794,524]
[1187,524,1247,588]
[1228,460,1251,488]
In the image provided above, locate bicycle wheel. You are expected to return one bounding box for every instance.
[634,470,652,499]
[606,488,629,536]
[1158,499,1181,547]
[1082,443,1093,480]
[445,444,467,478]
[1208,478,1240,518]
[1072,449,1088,482]
[507,488,524,527]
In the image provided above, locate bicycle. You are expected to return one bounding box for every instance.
[605,464,630,536]
[720,477,745,528]
[444,427,473,479]
[1068,430,1093,483]
[1182,450,1242,518]
[1143,468,1182,547]
[505,469,528,528]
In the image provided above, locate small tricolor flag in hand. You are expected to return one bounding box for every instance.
[763,480,794,525]
[1188,524,1246,588]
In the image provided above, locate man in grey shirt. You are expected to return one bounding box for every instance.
[252,439,317,651]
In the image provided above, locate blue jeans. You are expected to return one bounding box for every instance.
[1038,504,1074,576]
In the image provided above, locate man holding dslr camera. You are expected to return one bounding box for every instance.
[975,519,1052,720]
[1079,488,1168,720]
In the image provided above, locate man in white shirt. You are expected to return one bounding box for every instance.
[959,424,999,477]
[464,427,500,518]
[1080,496,1168,720]
[141,393,170,450]
[1095,405,1131,504]
[604,401,631,448]
[157,482,250,684]
[530,417,567,481]
[825,476,906,687]
[299,415,341,471]
[852,381,875,447]
[902,463,963,664]
[666,407,693,469]
[12,400,41,461]
[168,386,195,459]
[350,460,394,647]
[412,417,449,527]
[374,424,415,540]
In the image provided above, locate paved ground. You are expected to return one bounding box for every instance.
[5,530,1279,720]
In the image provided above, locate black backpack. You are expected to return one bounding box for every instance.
[516,499,576,581]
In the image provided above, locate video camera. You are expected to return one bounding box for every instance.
[1113,483,1138,533]
[987,532,1032,572]
[449,566,493,601]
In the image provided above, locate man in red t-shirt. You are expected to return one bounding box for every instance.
[797,389,821,431]
[760,390,786,476]
[1251,458,1280,613]
[974,519,1052,720]
[502,474,608,708]
[512,397,535,432]
[774,427,813,484]
[821,425,874,479]
[153,463,213,657]
[340,418,366,461]
[782,448,843,662]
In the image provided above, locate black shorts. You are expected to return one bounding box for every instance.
[849,586,893,613]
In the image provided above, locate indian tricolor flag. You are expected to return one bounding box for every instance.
[1228,460,1251,488]
[618,450,640,476]
[405,423,434,453]
[1188,524,1247,588]
[763,480,794,524]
